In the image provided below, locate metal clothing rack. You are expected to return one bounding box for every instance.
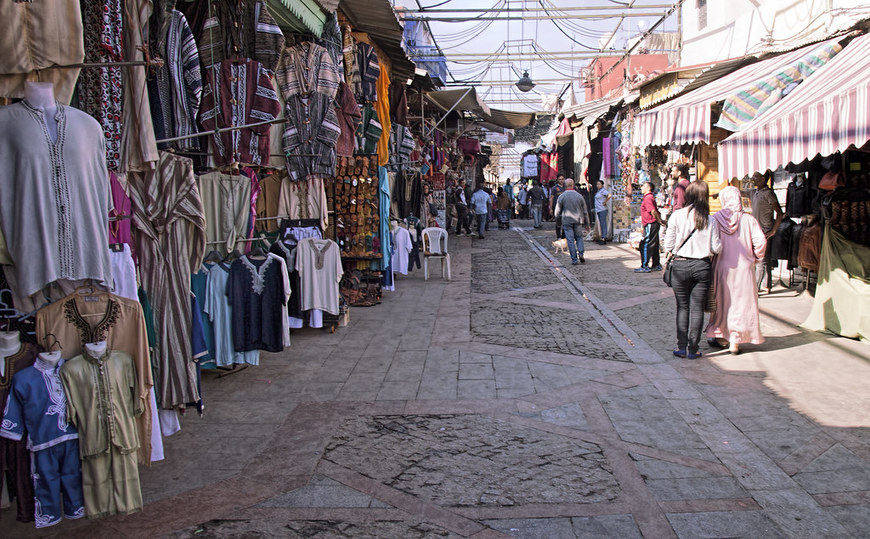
[154,116,288,145]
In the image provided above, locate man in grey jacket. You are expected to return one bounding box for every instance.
[554,179,590,264]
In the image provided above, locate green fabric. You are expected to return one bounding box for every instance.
[801,225,870,341]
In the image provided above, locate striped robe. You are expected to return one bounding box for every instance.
[282,93,341,181]
[150,9,202,151]
[197,0,284,73]
[199,59,281,166]
[275,41,341,100]
[354,42,380,103]
[128,152,206,410]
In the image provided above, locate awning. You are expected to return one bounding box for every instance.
[637,57,756,110]
[266,0,326,37]
[339,0,416,82]
[715,42,842,132]
[718,33,870,181]
[426,88,536,130]
[561,93,634,127]
[633,36,844,148]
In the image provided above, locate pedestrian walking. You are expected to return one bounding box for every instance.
[517,184,529,219]
[453,179,472,235]
[670,163,691,211]
[635,181,664,273]
[664,181,721,359]
[705,186,767,355]
[470,184,491,239]
[554,179,590,265]
[594,179,611,243]
[496,187,511,229]
[528,181,546,228]
[745,171,784,294]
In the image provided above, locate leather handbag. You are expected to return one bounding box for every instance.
[663,228,696,287]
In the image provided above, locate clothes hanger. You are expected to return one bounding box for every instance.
[203,249,223,264]
[221,248,242,263]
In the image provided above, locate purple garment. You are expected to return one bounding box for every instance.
[601,137,612,177]
[241,167,261,254]
[109,172,133,246]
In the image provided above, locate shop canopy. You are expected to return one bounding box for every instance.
[633,36,844,149]
[561,94,626,127]
[718,32,870,181]
[339,0,417,82]
[266,0,326,37]
[426,88,536,130]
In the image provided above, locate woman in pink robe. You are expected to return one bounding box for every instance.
[705,186,768,354]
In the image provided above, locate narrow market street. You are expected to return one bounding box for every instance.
[8,220,869,539]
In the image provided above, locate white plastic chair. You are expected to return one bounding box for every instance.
[422,227,451,280]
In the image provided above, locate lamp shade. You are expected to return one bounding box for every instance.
[515,71,535,92]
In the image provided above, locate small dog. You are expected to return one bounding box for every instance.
[552,238,568,255]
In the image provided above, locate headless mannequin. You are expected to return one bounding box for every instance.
[0,331,22,377]
[23,82,58,144]
[84,341,108,358]
[37,350,61,367]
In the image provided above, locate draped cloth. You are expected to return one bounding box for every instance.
[128,152,206,409]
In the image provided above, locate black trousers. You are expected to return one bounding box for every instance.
[671,258,712,353]
[454,204,471,234]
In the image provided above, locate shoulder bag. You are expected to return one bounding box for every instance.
[663,228,695,287]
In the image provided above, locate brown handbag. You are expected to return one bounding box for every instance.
[798,221,822,272]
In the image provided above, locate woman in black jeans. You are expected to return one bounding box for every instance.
[663,181,721,359]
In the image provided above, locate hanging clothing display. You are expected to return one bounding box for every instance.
[391,226,412,275]
[277,176,329,232]
[522,153,539,178]
[0,1,84,103]
[319,12,344,76]
[389,84,408,127]
[34,289,154,465]
[203,263,260,366]
[128,151,206,411]
[275,41,341,99]
[77,0,124,171]
[109,173,133,246]
[335,82,362,157]
[226,256,288,353]
[255,172,285,233]
[148,8,203,152]
[198,172,252,252]
[191,265,216,367]
[199,59,281,166]
[0,342,38,524]
[60,349,143,518]
[282,92,340,181]
[356,104,382,156]
[197,0,284,73]
[110,246,138,301]
[1,357,85,528]
[0,102,112,298]
[374,66,391,167]
[295,238,343,315]
[389,125,415,168]
[119,0,160,173]
[351,42,380,103]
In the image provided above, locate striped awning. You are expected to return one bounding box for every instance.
[716,42,842,132]
[718,33,870,182]
[633,36,843,148]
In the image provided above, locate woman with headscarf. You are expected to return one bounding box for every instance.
[663,181,721,359]
[705,186,767,354]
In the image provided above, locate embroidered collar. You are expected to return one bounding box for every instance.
[241,256,274,295]
[83,348,110,364]
[34,356,64,373]
[63,296,121,346]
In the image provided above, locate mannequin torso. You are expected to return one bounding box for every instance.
[23,82,59,143]
[0,331,21,377]
[84,340,108,357]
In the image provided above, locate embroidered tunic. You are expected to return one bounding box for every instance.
[203,263,260,366]
[0,343,38,523]
[295,238,343,315]
[227,256,287,353]
[0,102,112,298]
[199,59,281,166]
[34,290,154,465]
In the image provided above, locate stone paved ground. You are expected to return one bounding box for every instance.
[5,218,870,538]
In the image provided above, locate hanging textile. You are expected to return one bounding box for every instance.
[226,255,288,353]
[255,172,284,233]
[203,263,259,366]
[277,176,329,232]
[199,59,281,166]
[128,152,206,410]
[319,12,344,76]
[120,0,159,172]
[352,43,380,102]
[295,238,343,314]
[282,93,340,181]
[197,0,284,72]
[197,172,252,252]
[375,64,391,167]
[356,104,382,156]
[148,9,203,152]
[0,342,37,523]
[275,41,341,99]
[335,82,362,157]
[78,0,124,171]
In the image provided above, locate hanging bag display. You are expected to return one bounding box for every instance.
[663,228,696,287]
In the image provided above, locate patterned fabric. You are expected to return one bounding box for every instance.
[335,82,361,157]
[354,42,380,103]
[282,93,341,181]
[275,41,342,99]
[150,10,203,151]
[0,342,37,524]
[197,0,284,73]
[78,0,124,171]
[356,103,382,156]
[319,12,344,76]
[128,152,206,410]
[389,125,415,168]
[199,59,281,166]
[120,0,159,172]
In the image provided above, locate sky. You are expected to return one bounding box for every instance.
[400,0,680,112]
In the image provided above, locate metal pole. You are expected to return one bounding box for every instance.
[426,87,473,138]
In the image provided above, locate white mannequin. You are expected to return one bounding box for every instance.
[23,81,58,143]
[0,331,22,377]
[38,350,61,367]
[85,340,108,357]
